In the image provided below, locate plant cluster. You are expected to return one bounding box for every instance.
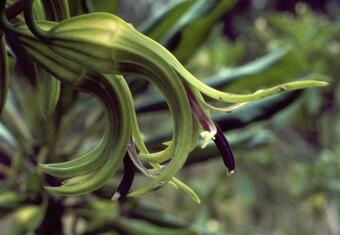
[0,0,327,203]
[0,1,331,234]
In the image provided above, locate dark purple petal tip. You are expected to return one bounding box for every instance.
[112,155,136,201]
[213,122,235,174]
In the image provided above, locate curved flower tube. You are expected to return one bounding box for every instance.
[110,75,200,200]
[45,77,131,195]
[19,3,327,104]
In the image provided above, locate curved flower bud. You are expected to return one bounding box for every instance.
[45,76,132,196]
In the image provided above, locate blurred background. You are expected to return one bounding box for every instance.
[1,0,339,234]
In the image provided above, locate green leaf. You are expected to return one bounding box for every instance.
[0,100,32,153]
[91,0,118,14]
[117,218,198,235]
[88,197,119,220]
[143,0,235,63]
[205,46,292,89]
[138,0,185,33]
[0,33,8,113]
[36,68,61,117]
[10,205,45,234]
[223,49,308,92]
[158,0,218,44]
[173,0,236,62]
[0,191,22,210]
[143,0,197,40]
[235,172,256,208]
[124,201,189,228]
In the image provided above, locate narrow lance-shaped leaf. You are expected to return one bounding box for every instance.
[173,0,236,62]
[157,0,217,45]
[186,87,235,173]
[206,46,291,89]
[137,0,184,34]
[0,33,8,113]
[42,0,70,21]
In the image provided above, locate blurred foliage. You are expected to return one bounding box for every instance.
[0,0,339,235]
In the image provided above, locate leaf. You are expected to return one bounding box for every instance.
[0,33,8,113]
[0,100,32,153]
[142,0,197,40]
[0,122,16,146]
[222,50,308,92]
[234,172,256,208]
[205,47,292,89]
[36,68,61,117]
[90,0,118,14]
[0,191,22,210]
[157,0,218,44]
[88,197,119,220]
[173,0,236,62]
[125,201,189,228]
[10,205,45,234]
[0,191,22,218]
[117,218,198,235]
[42,0,70,21]
[138,0,185,33]
[142,0,235,61]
